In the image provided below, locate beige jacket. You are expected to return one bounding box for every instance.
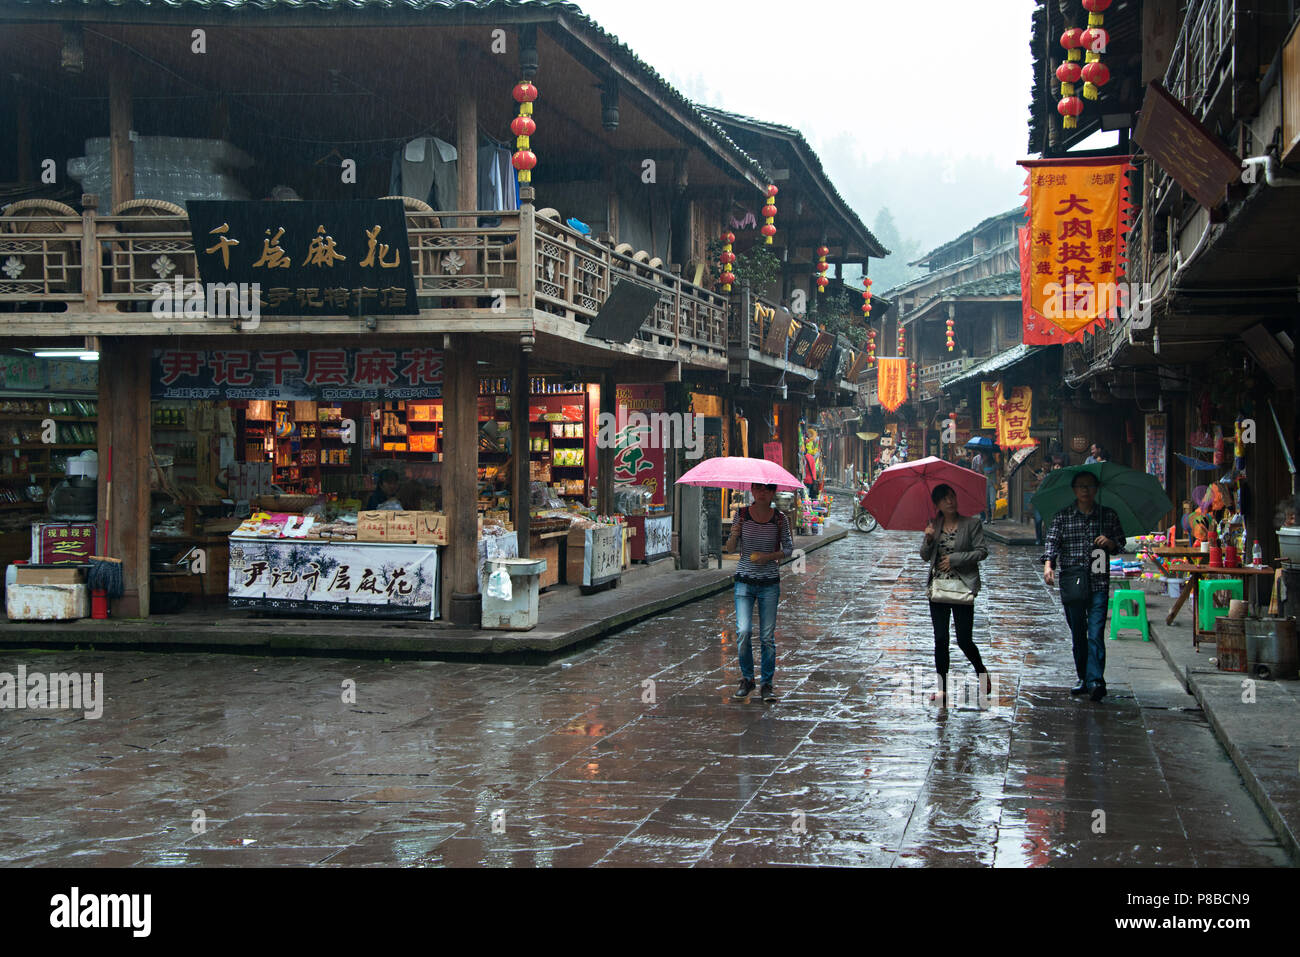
[919,515,988,596]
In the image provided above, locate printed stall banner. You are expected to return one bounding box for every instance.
[1018,157,1134,337]
[152,346,443,401]
[614,384,666,506]
[228,540,439,619]
[980,382,1001,430]
[876,357,908,413]
[996,386,1034,449]
[1145,413,1168,489]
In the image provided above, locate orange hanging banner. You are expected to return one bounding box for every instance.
[996,386,1035,448]
[1018,157,1134,337]
[980,381,1001,430]
[877,356,908,413]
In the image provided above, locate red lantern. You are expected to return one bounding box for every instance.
[1080,27,1108,51]
[816,276,829,290]
[1056,61,1081,84]
[723,232,735,244]
[718,232,735,292]
[512,150,537,171]
[1081,0,1111,11]
[766,184,779,198]
[762,204,778,219]
[817,245,829,257]
[513,81,538,104]
[761,223,777,238]
[1058,96,1083,128]
[1061,28,1083,50]
[721,271,736,286]
[512,80,539,184]
[511,115,536,138]
[1082,60,1110,88]
[720,251,736,265]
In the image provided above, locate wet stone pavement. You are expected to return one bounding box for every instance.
[1,500,1290,867]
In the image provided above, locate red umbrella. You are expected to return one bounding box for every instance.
[862,456,987,530]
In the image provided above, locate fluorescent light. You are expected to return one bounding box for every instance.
[34,349,98,360]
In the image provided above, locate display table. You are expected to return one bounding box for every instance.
[566,523,623,592]
[626,514,672,562]
[1163,563,1276,649]
[228,537,439,619]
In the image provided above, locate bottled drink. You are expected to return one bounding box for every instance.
[1252,540,1262,567]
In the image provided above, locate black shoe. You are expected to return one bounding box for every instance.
[1070,681,1088,695]
[760,683,777,702]
[1089,680,1107,702]
[733,678,756,699]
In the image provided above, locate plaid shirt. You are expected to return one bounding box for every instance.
[1040,504,1126,592]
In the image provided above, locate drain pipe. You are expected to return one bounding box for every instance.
[1241,154,1300,188]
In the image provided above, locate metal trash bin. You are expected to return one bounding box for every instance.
[482,558,547,631]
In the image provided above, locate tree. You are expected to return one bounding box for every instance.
[868,207,924,294]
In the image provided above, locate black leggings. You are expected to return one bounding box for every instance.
[928,601,986,677]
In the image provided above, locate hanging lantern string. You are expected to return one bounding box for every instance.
[1081,0,1112,101]
[512,80,539,184]
[761,184,778,245]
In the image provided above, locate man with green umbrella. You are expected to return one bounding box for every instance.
[1039,471,1126,701]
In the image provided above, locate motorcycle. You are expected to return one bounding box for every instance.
[853,479,878,533]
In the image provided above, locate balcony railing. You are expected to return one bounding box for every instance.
[1163,0,1236,116]
[0,200,727,355]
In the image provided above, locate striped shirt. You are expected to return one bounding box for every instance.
[732,506,794,584]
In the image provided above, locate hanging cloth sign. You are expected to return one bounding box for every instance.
[1017,157,1134,337]
[1019,226,1083,344]
[877,357,908,413]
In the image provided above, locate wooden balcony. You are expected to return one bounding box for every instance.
[0,201,727,358]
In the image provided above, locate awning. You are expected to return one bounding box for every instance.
[941,343,1045,391]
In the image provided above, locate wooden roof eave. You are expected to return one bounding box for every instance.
[549,15,767,192]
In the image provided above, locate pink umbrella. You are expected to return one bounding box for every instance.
[862,456,987,530]
[676,456,804,492]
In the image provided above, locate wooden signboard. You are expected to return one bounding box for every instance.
[805,332,836,370]
[762,306,794,357]
[1134,81,1242,209]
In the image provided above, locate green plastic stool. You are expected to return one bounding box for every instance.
[1109,589,1150,641]
[1196,578,1244,633]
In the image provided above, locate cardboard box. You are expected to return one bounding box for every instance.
[414,512,448,546]
[388,511,417,543]
[14,565,85,586]
[357,511,392,542]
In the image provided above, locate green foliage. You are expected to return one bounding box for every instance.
[704,240,782,292]
[812,285,869,348]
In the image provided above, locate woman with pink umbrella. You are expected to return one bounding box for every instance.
[862,457,992,706]
[678,457,801,703]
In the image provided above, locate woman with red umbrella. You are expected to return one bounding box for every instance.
[921,484,991,707]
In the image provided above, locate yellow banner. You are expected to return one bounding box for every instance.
[877,357,908,413]
[1021,158,1132,336]
[997,386,1034,448]
[980,382,1001,430]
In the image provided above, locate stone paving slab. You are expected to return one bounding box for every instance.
[1140,586,1300,860]
[0,526,845,657]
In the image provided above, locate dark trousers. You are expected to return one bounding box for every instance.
[1063,589,1108,685]
[928,601,986,677]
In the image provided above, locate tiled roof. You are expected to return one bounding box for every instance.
[910,206,1024,268]
[943,271,1021,298]
[697,106,889,259]
[941,343,1044,390]
[3,0,770,183]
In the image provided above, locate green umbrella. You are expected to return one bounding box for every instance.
[1031,463,1173,536]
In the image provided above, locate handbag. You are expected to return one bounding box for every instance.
[1060,564,1090,604]
[929,576,975,605]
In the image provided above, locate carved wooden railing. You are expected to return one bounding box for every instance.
[532,216,727,356]
[0,203,727,355]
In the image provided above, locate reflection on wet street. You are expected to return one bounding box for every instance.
[0,499,1288,866]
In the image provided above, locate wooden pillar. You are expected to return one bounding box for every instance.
[442,334,481,625]
[15,89,32,183]
[456,57,478,218]
[109,53,133,210]
[512,351,531,557]
[96,337,150,617]
[598,371,616,515]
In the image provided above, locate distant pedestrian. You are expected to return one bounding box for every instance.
[1083,443,1100,464]
[725,483,794,703]
[1041,472,1126,701]
[921,484,991,707]
[1094,446,1110,463]
[1032,456,1065,545]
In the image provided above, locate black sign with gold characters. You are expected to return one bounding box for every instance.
[186,200,419,315]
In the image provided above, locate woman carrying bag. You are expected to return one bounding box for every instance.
[920,484,992,706]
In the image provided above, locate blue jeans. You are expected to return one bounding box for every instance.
[735,580,779,684]
[1063,589,1109,686]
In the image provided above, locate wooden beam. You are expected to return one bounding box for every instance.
[441,332,481,625]
[512,348,531,557]
[109,52,134,209]
[96,336,150,616]
[15,89,32,183]
[598,371,615,515]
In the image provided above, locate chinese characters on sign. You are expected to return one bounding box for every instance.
[186,201,419,315]
[152,347,443,400]
[980,381,1001,430]
[1018,158,1133,337]
[996,386,1034,449]
[228,541,439,619]
[614,384,667,507]
[36,524,96,564]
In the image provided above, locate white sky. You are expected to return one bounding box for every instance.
[566,0,1040,251]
